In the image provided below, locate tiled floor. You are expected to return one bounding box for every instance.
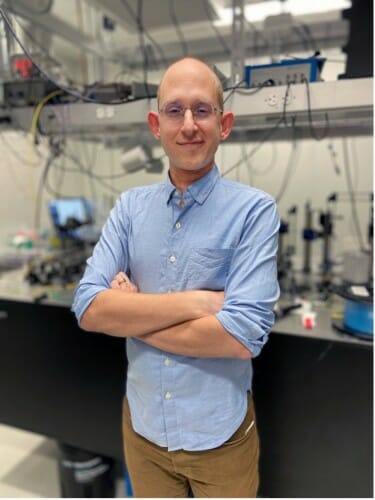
[0,424,126,497]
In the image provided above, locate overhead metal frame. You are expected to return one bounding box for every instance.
[1,1,350,70]
[1,0,121,63]
[110,16,349,70]
[90,0,220,33]
[230,0,245,85]
[1,77,372,146]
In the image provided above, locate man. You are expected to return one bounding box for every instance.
[72,56,280,497]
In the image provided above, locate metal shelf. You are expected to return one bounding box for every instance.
[228,77,373,141]
[2,77,373,145]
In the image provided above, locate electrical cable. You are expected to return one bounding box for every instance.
[292,25,310,52]
[38,156,70,200]
[327,142,341,175]
[5,0,53,15]
[75,0,89,86]
[301,76,330,141]
[220,116,284,178]
[65,152,124,195]
[244,18,270,55]
[221,82,293,178]
[281,80,291,128]
[0,6,153,104]
[223,79,246,104]
[223,78,274,104]
[33,146,60,232]
[169,0,188,57]
[27,90,65,206]
[78,134,98,203]
[342,137,366,252]
[42,149,123,198]
[349,138,360,191]
[203,0,231,56]
[119,0,168,68]
[24,90,62,211]
[53,148,66,197]
[136,0,150,98]
[293,23,321,54]
[275,118,300,203]
[250,142,277,177]
[12,16,66,77]
[299,22,319,54]
[30,89,64,146]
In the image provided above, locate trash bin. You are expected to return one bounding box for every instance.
[57,442,115,498]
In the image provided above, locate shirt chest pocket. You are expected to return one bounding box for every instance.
[187,248,234,290]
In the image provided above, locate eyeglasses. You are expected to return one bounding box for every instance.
[158,101,223,122]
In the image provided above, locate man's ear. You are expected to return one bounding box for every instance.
[147,111,161,140]
[220,112,235,141]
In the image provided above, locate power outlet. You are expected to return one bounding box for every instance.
[265,94,278,107]
[265,91,295,109]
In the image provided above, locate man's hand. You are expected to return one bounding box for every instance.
[110,272,139,293]
[110,272,224,316]
[82,274,230,351]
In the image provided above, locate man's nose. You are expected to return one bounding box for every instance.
[181,109,197,132]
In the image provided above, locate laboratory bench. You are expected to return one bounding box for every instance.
[0,292,372,498]
[254,306,372,498]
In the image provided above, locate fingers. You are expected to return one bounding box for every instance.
[110,279,121,289]
[111,272,139,293]
[116,272,129,285]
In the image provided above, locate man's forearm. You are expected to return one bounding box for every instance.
[79,288,223,337]
[139,315,252,359]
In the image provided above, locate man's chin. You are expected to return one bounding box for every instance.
[172,161,214,173]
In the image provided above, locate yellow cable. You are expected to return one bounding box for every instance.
[30,89,64,236]
[30,89,64,144]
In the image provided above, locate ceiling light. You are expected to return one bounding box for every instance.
[215,0,351,25]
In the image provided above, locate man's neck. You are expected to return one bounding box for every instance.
[169,163,214,192]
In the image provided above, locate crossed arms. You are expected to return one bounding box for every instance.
[79,274,252,359]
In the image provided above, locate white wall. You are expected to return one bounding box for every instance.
[1,122,372,269]
[0,32,372,279]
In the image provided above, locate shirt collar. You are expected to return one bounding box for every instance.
[164,166,219,205]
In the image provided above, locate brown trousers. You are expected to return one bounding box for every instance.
[122,393,259,498]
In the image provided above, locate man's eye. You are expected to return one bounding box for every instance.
[166,106,182,115]
[194,105,210,116]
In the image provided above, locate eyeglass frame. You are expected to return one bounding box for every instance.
[158,101,223,122]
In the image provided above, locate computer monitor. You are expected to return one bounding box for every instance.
[49,198,93,239]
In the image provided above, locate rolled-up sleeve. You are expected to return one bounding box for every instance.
[71,194,130,323]
[216,195,280,357]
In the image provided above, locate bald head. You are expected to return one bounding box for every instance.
[147,55,234,187]
[157,57,224,110]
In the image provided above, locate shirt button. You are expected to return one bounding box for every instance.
[165,392,172,399]
[164,358,170,366]
[175,222,181,229]
[169,255,176,263]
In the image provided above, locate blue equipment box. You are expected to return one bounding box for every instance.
[244,57,326,87]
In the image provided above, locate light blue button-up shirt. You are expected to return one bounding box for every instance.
[72,166,280,451]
